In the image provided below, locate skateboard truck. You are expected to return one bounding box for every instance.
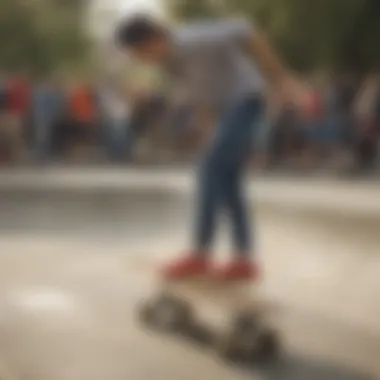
[138,294,194,333]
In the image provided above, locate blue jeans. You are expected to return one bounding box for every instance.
[106,118,134,161]
[34,115,53,161]
[194,95,264,257]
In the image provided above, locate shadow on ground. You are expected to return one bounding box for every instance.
[246,354,374,380]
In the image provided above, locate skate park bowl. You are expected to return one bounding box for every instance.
[0,168,379,380]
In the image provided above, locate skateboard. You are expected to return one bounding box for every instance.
[137,273,280,363]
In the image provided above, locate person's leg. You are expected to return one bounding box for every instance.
[124,123,136,162]
[196,96,262,258]
[115,119,128,161]
[34,115,52,162]
[194,148,224,252]
[163,96,264,280]
[218,165,260,280]
[107,118,122,161]
[162,134,225,279]
[216,96,264,279]
[163,106,231,279]
[187,101,249,253]
[7,115,27,162]
[69,120,89,160]
[224,166,251,255]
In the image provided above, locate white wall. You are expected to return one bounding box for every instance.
[87,0,165,41]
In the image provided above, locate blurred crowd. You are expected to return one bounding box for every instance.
[264,75,380,174]
[0,74,379,175]
[0,74,166,164]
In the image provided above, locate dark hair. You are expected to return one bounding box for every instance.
[115,15,166,48]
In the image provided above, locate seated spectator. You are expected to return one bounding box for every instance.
[127,92,168,161]
[0,75,8,162]
[32,78,64,162]
[1,75,30,163]
[268,102,302,169]
[353,76,380,171]
[62,82,99,160]
[165,103,203,160]
[98,80,131,162]
[301,87,328,164]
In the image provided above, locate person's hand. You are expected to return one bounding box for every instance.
[274,76,311,111]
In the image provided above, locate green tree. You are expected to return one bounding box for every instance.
[171,0,223,20]
[169,0,380,74]
[0,0,91,76]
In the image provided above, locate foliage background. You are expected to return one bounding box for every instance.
[0,0,91,77]
[171,0,380,75]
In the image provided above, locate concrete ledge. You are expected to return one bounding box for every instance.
[254,178,380,220]
[0,167,380,219]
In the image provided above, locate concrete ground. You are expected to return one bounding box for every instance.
[0,168,379,380]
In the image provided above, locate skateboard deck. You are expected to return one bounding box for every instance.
[158,276,271,326]
[135,259,281,362]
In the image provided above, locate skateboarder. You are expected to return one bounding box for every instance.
[116,16,305,281]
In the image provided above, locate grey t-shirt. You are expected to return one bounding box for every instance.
[165,18,265,109]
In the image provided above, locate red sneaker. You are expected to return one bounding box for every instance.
[216,259,260,282]
[162,253,211,280]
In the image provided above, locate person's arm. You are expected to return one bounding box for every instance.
[219,18,307,104]
[247,28,309,108]
[246,31,287,87]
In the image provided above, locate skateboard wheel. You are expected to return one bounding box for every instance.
[254,329,280,360]
[138,295,193,333]
[216,313,259,361]
[138,300,156,326]
[217,313,279,362]
[216,333,242,362]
